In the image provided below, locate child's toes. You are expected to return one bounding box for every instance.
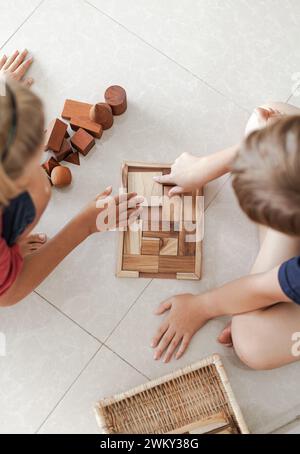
[217,323,233,347]
[28,233,47,244]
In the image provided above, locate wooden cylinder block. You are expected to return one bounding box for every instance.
[89,103,114,130]
[104,85,127,115]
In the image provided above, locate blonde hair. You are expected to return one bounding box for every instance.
[232,115,300,236]
[0,78,44,206]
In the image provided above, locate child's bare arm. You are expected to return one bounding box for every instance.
[154,145,239,196]
[152,266,291,362]
[0,189,143,306]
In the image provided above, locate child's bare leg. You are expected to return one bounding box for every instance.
[17,167,51,256]
[231,229,300,369]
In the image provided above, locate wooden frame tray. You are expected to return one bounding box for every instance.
[117,161,204,280]
[95,354,249,434]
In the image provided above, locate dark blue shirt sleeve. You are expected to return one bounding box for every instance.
[278,257,300,305]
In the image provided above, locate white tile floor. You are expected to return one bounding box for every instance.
[0,0,300,434]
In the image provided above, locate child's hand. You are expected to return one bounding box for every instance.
[151,293,211,363]
[0,49,34,87]
[79,186,144,235]
[153,152,207,196]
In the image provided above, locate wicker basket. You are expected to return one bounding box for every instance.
[95,354,249,434]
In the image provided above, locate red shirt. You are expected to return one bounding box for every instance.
[0,218,23,296]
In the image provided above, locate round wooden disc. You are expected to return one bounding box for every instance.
[89,103,114,130]
[104,85,127,116]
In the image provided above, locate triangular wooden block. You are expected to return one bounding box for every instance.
[42,157,60,176]
[64,152,80,165]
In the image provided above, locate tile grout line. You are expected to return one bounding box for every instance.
[34,290,103,345]
[84,0,250,115]
[35,343,104,434]
[0,0,46,51]
[104,344,150,381]
[269,415,300,434]
[102,279,153,345]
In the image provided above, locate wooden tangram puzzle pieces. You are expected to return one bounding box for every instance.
[117,161,203,280]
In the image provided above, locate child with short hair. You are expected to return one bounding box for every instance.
[152,103,300,370]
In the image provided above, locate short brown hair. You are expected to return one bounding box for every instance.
[0,78,44,205]
[232,115,300,236]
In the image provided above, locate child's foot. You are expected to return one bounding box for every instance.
[18,233,47,257]
[217,322,233,347]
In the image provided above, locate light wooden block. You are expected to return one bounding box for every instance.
[159,256,195,273]
[123,255,159,273]
[160,238,178,256]
[128,172,163,206]
[162,187,182,224]
[117,162,203,281]
[141,237,160,255]
[124,220,142,255]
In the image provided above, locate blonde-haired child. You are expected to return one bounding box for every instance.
[0,50,143,306]
[152,103,300,370]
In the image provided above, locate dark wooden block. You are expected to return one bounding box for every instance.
[51,166,72,188]
[62,99,92,120]
[64,151,80,165]
[42,157,60,176]
[70,128,95,156]
[89,103,114,130]
[70,117,103,139]
[55,138,72,162]
[44,119,68,153]
[104,85,127,115]
[158,256,195,273]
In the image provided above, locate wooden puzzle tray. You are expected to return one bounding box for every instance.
[117,161,204,280]
[95,354,249,434]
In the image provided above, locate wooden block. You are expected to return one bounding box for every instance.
[70,117,103,139]
[162,188,182,224]
[184,236,196,256]
[159,256,195,273]
[122,163,129,189]
[64,151,80,165]
[124,221,142,255]
[167,412,228,435]
[104,85,127,116]
[51,166,72,188]
[117,270,139,278]
[178,228,186,256]
[160,238,178,256]
[143,230,178,239]
[55,138,72,162]
[139,272,177,279]
[141,237,160,255]
[123,255,159,273]
[128,172,163,206]
[89,103,114,130]
[140,206,162,231]
[44,119,68,152]
[62,99,92,120]
[42,157,60,176]
[71,128,95,156]
[176,273,199,280]
[65,130,70,138]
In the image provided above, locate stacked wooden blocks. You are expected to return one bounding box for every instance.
[117,162,203,280]
[42,85,127,187]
